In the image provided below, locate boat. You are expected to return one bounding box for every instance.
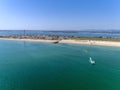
[53,40,60,44]
[89,57,95,65]
[53,41,59,44]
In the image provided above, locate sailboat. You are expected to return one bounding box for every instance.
[89,57,95,65]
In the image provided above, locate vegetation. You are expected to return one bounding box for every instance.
[71,37,120,42]
[0,35,120,42]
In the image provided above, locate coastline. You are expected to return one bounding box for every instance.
[60,40,120,47]
[1,38,120,47]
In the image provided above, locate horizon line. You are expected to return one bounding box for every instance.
[0,29,120,31]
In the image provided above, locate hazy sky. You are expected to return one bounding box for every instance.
[0,0,120,30]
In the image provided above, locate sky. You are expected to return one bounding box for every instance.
[0,0,120,30]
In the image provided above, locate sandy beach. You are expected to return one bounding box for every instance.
[0,38,59,43]
[0,38,120,47]
[59,40,120,47]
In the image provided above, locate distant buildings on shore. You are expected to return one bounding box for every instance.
[0,35,69,40]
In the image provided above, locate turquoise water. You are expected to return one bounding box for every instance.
[0,40,120,90]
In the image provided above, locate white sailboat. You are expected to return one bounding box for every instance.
[89,57,95,64]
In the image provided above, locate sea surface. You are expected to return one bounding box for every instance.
[1,30,120,38]
[0,40,120,90]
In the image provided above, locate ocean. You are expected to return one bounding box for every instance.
[0,40,120,90]
[1,30,120,38]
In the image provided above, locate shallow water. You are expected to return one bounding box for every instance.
[0,40,120,90]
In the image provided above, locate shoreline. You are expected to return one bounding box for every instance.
[0,38,120,47]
